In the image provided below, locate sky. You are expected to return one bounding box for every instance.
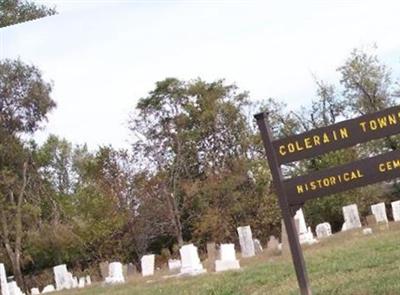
[1,0,400,150]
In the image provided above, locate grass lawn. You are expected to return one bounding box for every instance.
[59,223,400,295]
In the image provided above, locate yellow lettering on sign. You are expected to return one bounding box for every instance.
[277,127,350,159]
[288,143,295,153]
[378,159,400,172]
[295,141,304,151]
[279,145,286,156]
[339,127,349,139]
[313,135,321,146]
[295,169,364,195]
[322,133,330,143]
[304,137,312,149]
[359,121,367,132]
[377,117,387,128]
[297,185,304,194]
[359,112,400,133]
[388,114,397,124]
[370,120,378,130]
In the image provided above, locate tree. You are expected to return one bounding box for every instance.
[130,78,279,250]
[0,59,56,135]
[338,47,395,115]
[260,48,398,231]
[0,59,55,289]
[37,135,74,196]
[0,0,56,28]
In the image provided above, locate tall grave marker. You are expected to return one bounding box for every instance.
[255,105,400,294]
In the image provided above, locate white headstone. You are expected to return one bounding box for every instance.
[53,264,73,290]
[294,209,308,234]
[179,244,206,276]
[237,226,255,257]
[342,204,362,231]
[391,200,400,221]
[85,275,91,285]
[371,202,388,223]
[215,244,240,272]
[72,277,78,288]
[105,262,125,284]
[316,222,332,239]
[0,263,9,295]
[41,285,55,293]
[30,288,40,295]
[299,226,318,245]
[294,209,317,244]
[253,239,263,254]
[7,281,23,295]
[78,277,85,288]
[167,259,181,271]
[141,255,155,277]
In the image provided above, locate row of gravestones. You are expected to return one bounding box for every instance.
[278,200,400,253]
[266,200,400,255]
[341,201,400,231]
[100,226,268,284]
[0,263,91,295]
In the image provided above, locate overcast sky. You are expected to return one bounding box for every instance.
[1,0,400,149]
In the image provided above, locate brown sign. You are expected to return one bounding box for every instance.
[273,105,400,164]
[285,149,400,205]
[254,106,400,295]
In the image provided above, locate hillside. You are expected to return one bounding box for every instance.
[59,223,400,295]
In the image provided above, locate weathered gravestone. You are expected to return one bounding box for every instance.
[294,209,307,235]
[141,255,155,277]
[105,262,125,284]
[215,244,240,272]
[0,263,9,295]
[253,239,263,254]
[85,275,91,285]
[78,277,85,288]
[266,235,280,253]
[342,204,362,231]
[371,202,388,223]
[122,264,128,279]
[127,263,136,276]
[53,264,73,290]
[366,214,376,226]
[99,262,109,279]
[237,226,255,257]
[168,259,181,271]
[315,222,332,239]
[179,244,206,276]
[72,276,78,288]
[391,200,400,221]
[295,209,317,244]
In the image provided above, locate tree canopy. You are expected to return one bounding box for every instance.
[0,0,56,28]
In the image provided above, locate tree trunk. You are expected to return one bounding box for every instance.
[167,192,184,247]
[11,253,24,290]
[0,162,27,292]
